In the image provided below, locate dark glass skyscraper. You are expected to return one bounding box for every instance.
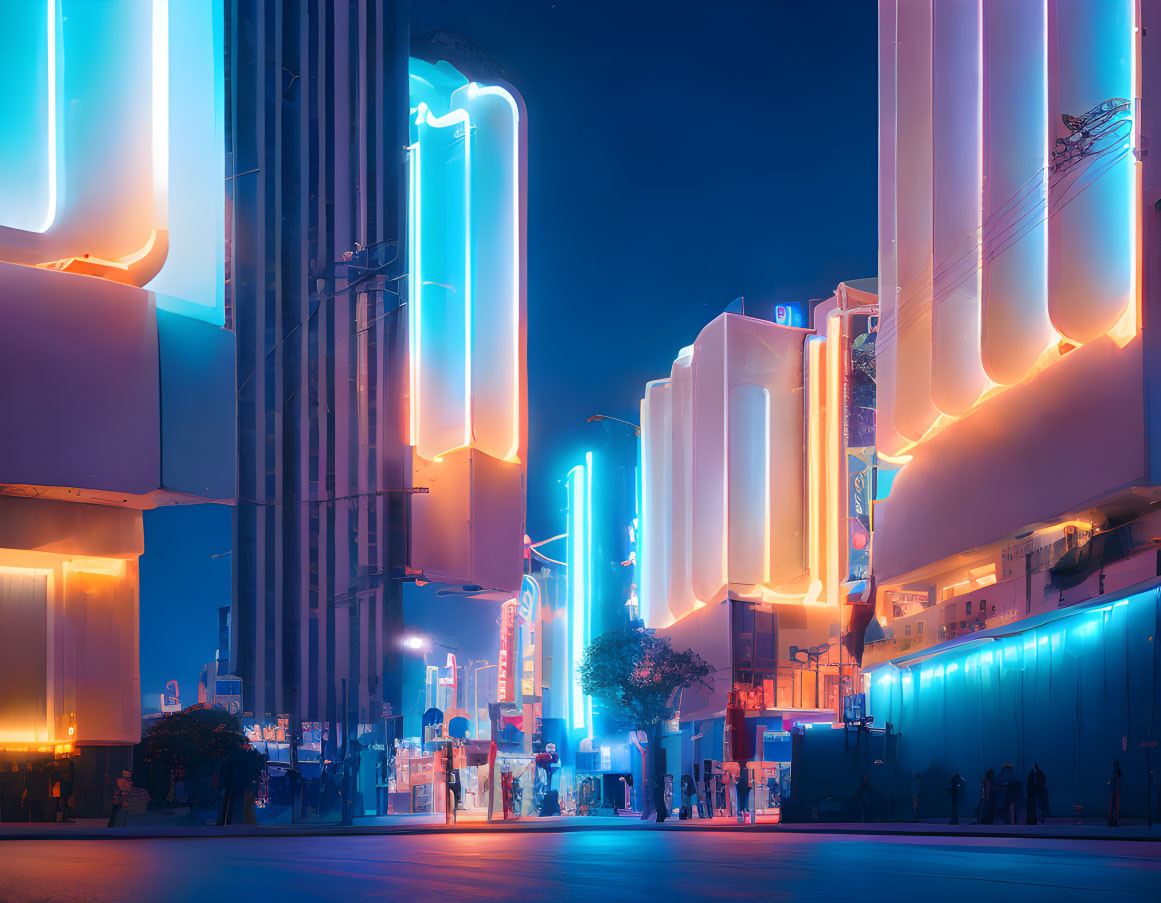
[226,0,411,738]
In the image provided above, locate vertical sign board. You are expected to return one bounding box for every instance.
[498,600,518,703]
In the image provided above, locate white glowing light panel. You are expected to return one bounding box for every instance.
[567,457,592,733]
[409,59,522,464]
[0,0,225,325]
[640,314,808,628]
[877,0,1140,457]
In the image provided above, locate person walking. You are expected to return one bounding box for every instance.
[997,764,1016,824]
[947,773,965,824]
[1025,767,1038,824]
[911,772,922,822]
[61,757,75,824]
[680,773,696,820]
[736,767,752,824]
[854,775,873,823]
[107,770,132,828]
[1108,760,1122,827]
[1034,764,1048,824]
[980,769,996,824]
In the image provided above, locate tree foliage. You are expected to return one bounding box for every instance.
[141,705,263,801]
[580,626,712,729]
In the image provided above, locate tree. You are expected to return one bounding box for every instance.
[580,626,712,821]
[140,705,263,812]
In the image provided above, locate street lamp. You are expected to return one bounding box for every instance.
[587,414,641,436]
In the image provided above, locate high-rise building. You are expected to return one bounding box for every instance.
[227,0,412,737]
[228,8,529,768]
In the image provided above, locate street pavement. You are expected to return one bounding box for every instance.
[0,829,1158,902]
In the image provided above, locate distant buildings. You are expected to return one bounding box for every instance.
[638,284,875,773]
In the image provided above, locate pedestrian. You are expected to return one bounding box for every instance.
[1034,764,1048,824]
[1108,760,1122,827]
[736,767,752,824]
[61,757,75,823]
[911,772,922,821]
[1026,767,1038,824]
[107,770,132,828]
[1005,773,1022,825]
[500,764,513,820]
[680,773,696,820]
[947,773,965,824]
[445,745,461,825]
[997,764,1015,823]
[854,775,873,823]
[981,769,996,824]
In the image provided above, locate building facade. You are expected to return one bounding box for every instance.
[637,284,876,781]
[860,0,1161,820]
[228,8,529,814]
[0,0,233,815]
[227,0,412,738]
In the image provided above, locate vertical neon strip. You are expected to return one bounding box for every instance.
[152,0,169,224]
[826,313,842,606]
[408,132,420,446]
[1123,0,1141,342]
[763,388,771,583]
[977,0,984,373]
[462,108,473,450]
[1044,0,1050,345]
[43,0,57,233]
[584,451,593,734]
[568,463,587,731]
[807,337,825,588]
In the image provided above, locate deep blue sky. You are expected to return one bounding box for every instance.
[411,0,879,540]
[141,503,232,710]
[141,0,878,706]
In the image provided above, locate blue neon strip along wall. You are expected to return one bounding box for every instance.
[567,455,593,733]
[867,585,1161,814]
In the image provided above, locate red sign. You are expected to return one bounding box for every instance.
[498,600,518,703]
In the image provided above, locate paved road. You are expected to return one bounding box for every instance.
[0,831,1157,902]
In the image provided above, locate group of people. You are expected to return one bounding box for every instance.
[972,764,1049,825]
[917,761,1130,827]
[908,765,1049,825]
[2,758,76,823]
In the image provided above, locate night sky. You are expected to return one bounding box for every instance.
[141,0,878,707]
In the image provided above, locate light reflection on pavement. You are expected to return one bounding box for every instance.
[0,830,1158,902]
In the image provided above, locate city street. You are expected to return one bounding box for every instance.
[0,830,1157,902]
